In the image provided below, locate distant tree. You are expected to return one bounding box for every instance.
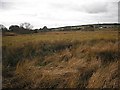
[34,29,38,33]
[20,22,33,30]
[37,28,42,32]
[0,24,5,29]
[42,26,48,31]
[39,28,42,30]
[9,25,20,31]
[0,24,8,32]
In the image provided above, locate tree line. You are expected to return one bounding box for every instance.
[0,22,49,35]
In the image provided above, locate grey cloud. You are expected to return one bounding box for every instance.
[83,3,108,14]
[118,1,120,22]
[50,1,109,14]
[72,2,109,14]
[0,0,13,10]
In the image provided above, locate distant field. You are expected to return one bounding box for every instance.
[2,30,119,88]
[3,31,118,47]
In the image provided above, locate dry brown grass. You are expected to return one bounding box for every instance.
[87,61,119,88]
[2,30,119,89]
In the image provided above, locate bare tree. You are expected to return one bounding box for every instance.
[20,22,33,30]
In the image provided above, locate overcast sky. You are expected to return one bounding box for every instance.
[0,0,119,29]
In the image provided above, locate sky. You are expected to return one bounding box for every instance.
[0,0,119,29]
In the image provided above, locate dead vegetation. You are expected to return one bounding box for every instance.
[2,31,119,89]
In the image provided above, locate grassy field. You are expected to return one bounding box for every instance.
[2,30,119,88]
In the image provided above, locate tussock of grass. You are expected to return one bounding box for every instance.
[87,61,118,88]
